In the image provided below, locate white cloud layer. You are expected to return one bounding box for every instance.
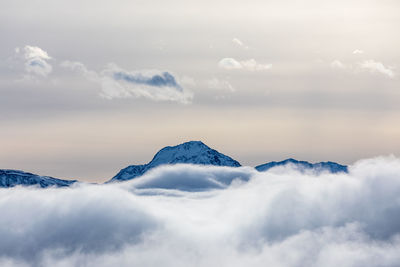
[2,156,400,266]
[219,58,271,71]
[15,46,53,77]
[61,61,193,103]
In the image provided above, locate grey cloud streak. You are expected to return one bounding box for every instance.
[61,61,192,103]
[113,71,182,90]
[1,156,400,266]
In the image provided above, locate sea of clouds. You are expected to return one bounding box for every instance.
[1,156,400,267]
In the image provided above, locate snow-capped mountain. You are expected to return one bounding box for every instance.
[0,170,76,188]
[110,141,241,182]
[255,158,348,173]
[1,141,349,187]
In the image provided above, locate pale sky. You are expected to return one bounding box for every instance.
[1,0,399,182]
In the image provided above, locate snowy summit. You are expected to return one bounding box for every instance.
[110,141,241,182]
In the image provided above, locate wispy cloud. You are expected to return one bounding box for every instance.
[219,58,272,71]
[15,45,53,77]
[61,61,193,103]
[353,49,364,55]
[240,59,272,71]
[206,78,235,92]
[331,60,346,69]
[331,59,395,78]
[359,60,395,78]
[232,38,249,49]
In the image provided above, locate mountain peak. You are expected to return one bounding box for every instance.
[110,141,241,182]
[175,140,206,147]
[151,141,209,157]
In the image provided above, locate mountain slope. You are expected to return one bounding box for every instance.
[255,158,348,173]
[110,141,241,182]
[0,170,77,188]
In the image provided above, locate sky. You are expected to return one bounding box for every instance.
[1,0,400,182]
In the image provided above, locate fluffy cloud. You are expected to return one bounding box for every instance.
[2,156,400,266]
[359,60,395,78]
[15,46,52,77]
[218,58,243,70]
[61,61,193,103]
[219,58,271,71]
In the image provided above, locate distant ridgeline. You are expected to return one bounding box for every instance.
[0,170,76,188]
[0,141,348,188]
[109,141,347,182]
[255,158,348,174]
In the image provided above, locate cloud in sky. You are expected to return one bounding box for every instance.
[359,60,395,78]
[113,71,182,90]
[331,60,346,69]
[206,78,235,92]
[232,38,249,49]
[219,58,272,71]
[2,156,400,266]
[61,61,192,103]
[9,46,192,103]
[15,45,53,77]
[353,49,364,55]
[218,58,243,70]
[240,59,272,71]
[331,59,395,78]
